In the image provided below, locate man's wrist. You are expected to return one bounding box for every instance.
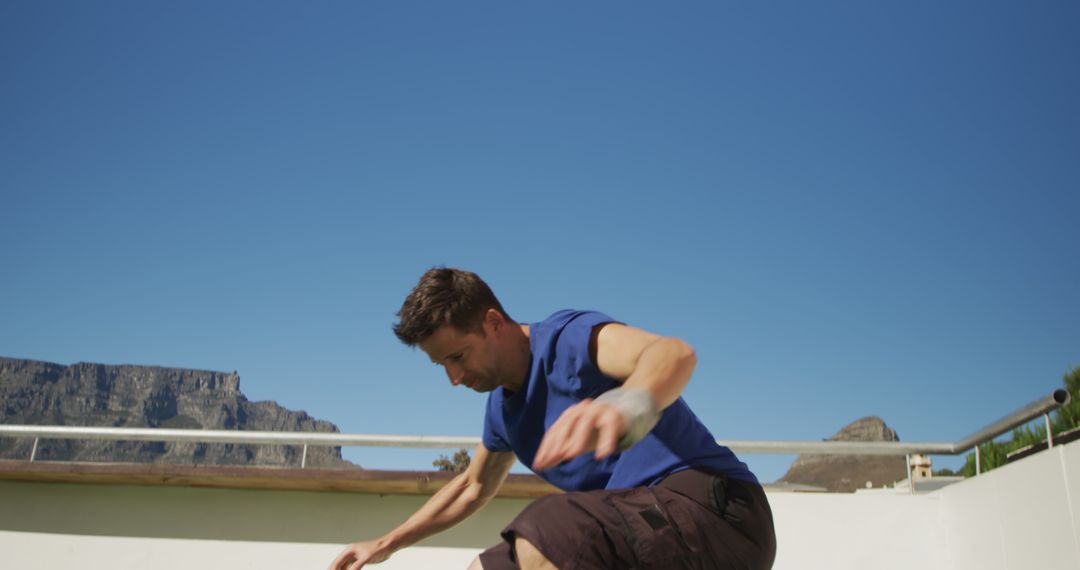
[376,533,402,556]
[596,387,661,451]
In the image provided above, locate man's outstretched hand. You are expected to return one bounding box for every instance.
[532,398,627,471]
[328,539,391,570]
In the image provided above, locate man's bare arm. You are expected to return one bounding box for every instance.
[592,323,696,409]
[532,323,696,470]
[328,444,516,570]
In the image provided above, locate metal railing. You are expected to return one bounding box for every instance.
[0,389,1070,475]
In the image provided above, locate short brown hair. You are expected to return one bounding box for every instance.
[393,267,512,346]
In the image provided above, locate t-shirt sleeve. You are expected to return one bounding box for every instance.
[481,392,512,452]
[553,310,622,398]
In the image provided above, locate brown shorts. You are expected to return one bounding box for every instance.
[478,469,776,570]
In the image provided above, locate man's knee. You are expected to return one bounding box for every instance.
[515,536,558,570]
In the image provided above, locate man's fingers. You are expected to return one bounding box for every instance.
[569,405,622,460]
[563,413,599,459]
[552,413,588,460]
[594,409,623,459]
[533,400,628,470]
[329,549,352,570]
[534,403,586,469]
[329,540,386,570]
[346,549,370,570]
[535,423,572,469]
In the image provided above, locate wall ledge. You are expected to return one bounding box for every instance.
[0,460,561,498]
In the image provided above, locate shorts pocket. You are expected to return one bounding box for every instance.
[601,488,693,568]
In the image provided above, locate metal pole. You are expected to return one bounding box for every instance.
[906,454,914,494]
[30,438,39,461]
[0,425,482,450]
[952,389,1070,453]
[0,388,1068,460]
[301,444,308,469]
[1044,413,1054,449]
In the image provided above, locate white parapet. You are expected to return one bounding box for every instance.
[1,440,1078,570]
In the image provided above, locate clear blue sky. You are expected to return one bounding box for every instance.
[2,1,1078,482]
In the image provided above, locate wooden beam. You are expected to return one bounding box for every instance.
[0,460,561,498]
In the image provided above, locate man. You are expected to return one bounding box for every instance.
[329,268,776,570]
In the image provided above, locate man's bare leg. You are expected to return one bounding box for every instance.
[515,537,558,570]
[467,537,557,569]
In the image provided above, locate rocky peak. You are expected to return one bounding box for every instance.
[830,416,899,443]
[0,356,356,469]
[778,416,906,492]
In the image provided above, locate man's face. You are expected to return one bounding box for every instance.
[419,321,505,393]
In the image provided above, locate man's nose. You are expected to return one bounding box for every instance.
[445,364,464,385]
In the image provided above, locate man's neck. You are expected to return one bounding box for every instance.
[501,324,531,393]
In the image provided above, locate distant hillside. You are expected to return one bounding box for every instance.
[0,356,357,468]
[778,416,906,492]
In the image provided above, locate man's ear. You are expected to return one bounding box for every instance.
[485,308,504,332]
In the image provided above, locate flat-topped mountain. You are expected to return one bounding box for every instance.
[0,356,356,468]
[778,416,906,492]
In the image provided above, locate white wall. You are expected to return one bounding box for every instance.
[0,531,477,570]
[934,441,1080,570]
[765,441,1080,570]
[0,480,528,569]
[2,440,1077,569]
[768,492,945,570]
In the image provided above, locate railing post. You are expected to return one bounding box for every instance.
[906,454,914,494]
[975,445,981,476]
[1044,413,1054,449]
[301,444,308,469]
[30,438,39,461]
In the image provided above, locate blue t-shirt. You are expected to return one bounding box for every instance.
[482,310,758,491]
